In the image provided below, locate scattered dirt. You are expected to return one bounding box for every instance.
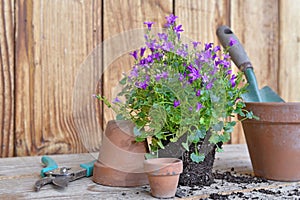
[175,169,300,199]
[213,170,268,184]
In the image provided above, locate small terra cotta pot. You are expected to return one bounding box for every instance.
[241,102,300,181]
[144,158,183,198]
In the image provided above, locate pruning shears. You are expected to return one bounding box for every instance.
[34,156,96,191]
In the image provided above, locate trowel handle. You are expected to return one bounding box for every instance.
[216,25,252,72]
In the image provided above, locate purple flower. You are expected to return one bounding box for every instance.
[192,41,200,48]
[158,33,168,41]
[155,74,162,81]
[140,47,146,57]
[139,58,146,66]
[178,73,185,81]
[196,89,201,96]
[153,52,163,60]
[130,66,139,77]
[213,45,221,52]
[162,71,168,79]
[196,102,203,111]
[146,39,158,51]
[144,21,154,30]
[174,25,183,33]
[226,69,232,75]
[187,64,201,83]
[136,80,148,90]
[130,50,138,60]
[229,37,237,47]
[162,41,174,51]
[113,97,121,103]
[146,55,153,63]
[202,74,209,83]
[224,54,230,59]
[174,100,180,108]
[165,14,178,27]
[176,49,188,57]
[230,74,237,87]
[205,43,213,50]
[206,82,213,90]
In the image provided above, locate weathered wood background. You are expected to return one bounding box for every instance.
[0,0,299,157]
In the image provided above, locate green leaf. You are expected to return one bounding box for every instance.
[182,142,189,151]
[156,140,165,149]
[119,77,127,85]
[190,153,205,163]
[212,121,224,132]
[133,127,141,136]
[144,153,158,160]
[195,129,206,139]
[135,136,145,142]
[116,114,125,120]
[216,145,224,153]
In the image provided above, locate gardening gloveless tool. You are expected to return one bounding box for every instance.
[34,156,96,191]
[216,26,284,102]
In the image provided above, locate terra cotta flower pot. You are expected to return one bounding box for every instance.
[144,158,183,198]
[93,120,149,186]
[241,102,300,181]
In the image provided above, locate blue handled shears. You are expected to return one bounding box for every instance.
[34,156,95,191]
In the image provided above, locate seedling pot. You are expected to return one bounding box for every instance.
[144,158,183,198]
[241,102,300,181]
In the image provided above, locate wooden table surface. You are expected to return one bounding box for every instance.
[0,144,299,200]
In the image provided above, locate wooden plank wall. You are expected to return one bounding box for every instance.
[0,0,299,157]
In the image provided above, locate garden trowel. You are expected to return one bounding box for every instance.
[216,26,284,102]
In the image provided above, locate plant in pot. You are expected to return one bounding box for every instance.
[96,14,256,196]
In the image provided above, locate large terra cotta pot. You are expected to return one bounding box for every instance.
[93,120,149,186]
[241,102,300,181]
[144,158,183,198]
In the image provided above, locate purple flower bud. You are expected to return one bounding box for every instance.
[162,71,168,79]
[144,21,154,30]
[213,45,221,52]
[192,41,200,48]
[206,82,213,90]
[196,90,201,96]
[155,74,162,81]
[230,74,237,87]
[130,50,138,60]
[140,47,146,57]
[196,102,203,112]
[113,97,121,103]
[174,100,180,108]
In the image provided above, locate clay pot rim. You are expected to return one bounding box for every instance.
[245,102,300,106]
[144,158,183,175]
[243,102,300,123]
[144,158,182,165]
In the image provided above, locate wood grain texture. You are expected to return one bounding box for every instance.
[14,0,102,156]
[0,0,15,157]
[230,0,279,144]
[279,0,300,102]
[102,0,173,125]
[1,145,300,199]
[175,0,230,44]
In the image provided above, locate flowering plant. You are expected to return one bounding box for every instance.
[97,14,256,162]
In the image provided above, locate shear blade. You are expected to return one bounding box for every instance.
[52,176,70,188]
